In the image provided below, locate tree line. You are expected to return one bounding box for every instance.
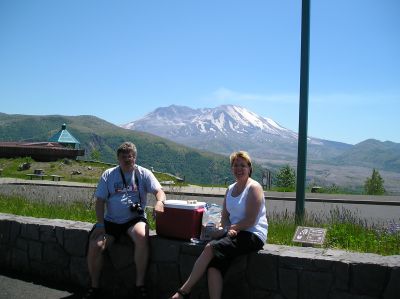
[273,165,386,195]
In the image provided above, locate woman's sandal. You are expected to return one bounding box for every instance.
[135,285,148,298]
[170,288,190,299]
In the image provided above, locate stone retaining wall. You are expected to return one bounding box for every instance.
[0,213,399,299]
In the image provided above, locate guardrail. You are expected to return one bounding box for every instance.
[2,178,400,207]
[164,190,400,206]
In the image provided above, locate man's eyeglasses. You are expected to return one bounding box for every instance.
[120,154,136,160]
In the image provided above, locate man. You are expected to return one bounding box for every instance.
[84,142,166,299]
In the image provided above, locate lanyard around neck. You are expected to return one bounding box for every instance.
[119,166,130,189]
[119,166,141,203]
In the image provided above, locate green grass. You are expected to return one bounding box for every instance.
[0,194,96,222]
[0,193,157,228]
[0,194,398,256]
[325,222,400,254]
[0,157,185,185]
[267,208,400,255]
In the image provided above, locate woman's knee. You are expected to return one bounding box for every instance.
[203,243,215,257]
[204,243,213,252]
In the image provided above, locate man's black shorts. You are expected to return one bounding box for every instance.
[102,217,148,241]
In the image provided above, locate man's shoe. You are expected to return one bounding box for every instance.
[82,287,101,299]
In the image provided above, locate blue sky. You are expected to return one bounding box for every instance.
[0,0,399,145]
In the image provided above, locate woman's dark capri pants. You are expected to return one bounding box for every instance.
[208,230,264,275]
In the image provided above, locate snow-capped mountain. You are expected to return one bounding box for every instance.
[124,105,297,138]
[122,105,351,163]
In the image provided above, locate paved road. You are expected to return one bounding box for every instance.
[0,272,80,299]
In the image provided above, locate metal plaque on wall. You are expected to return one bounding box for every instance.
[292,226,327,245]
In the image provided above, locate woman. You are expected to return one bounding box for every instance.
[170,151,268,299]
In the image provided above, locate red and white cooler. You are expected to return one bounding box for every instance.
[156,200,206,240]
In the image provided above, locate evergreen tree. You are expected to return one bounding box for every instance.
[275,165,296,191]
[364,169,385,195]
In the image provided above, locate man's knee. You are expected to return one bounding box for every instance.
[127,222,149,244]
[88,236,109,253]
[89,241,103,254]
[132,231,149,248]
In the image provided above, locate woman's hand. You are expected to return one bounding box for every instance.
[210,227,227,239]
[227,228,238,237]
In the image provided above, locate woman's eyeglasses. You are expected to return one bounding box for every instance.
[232,164,249,168]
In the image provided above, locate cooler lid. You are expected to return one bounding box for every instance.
[164,199,206,210]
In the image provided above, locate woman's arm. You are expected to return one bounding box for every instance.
[210,189,231,239]
[220,189,231,228]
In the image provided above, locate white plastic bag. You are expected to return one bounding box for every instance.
[200,203,222,241]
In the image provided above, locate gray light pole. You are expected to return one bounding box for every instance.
[296,0,310,223]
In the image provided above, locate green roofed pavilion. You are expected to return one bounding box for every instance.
[48,124,81,149]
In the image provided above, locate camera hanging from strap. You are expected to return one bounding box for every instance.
[119,166,142,206]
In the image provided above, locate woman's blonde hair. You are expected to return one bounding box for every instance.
[230,151,253,177]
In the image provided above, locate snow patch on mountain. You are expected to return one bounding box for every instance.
[121,104,336,159]
[122,104,299,138]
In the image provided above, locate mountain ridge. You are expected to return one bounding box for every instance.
[122,104,400,194]
[0,112,242,185]
[1,110,399,194]
[331,139,400,172]
[124,104,299,139]
[122,104,355,163]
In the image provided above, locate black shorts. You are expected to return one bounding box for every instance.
[208,231,264,275]
[104,217,148,241]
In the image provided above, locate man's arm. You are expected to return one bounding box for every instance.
[95,198,106,224]
[153,189,166,213]
[91,198,106,239]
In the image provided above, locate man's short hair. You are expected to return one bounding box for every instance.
[117,142,137,157]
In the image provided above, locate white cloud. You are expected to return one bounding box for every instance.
[207,88,400,107]
[207,87,298,104]
[310,92,399,106]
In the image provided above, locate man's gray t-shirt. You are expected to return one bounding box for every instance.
[95,165,162,224]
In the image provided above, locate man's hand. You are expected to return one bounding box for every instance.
[154,200,164,213]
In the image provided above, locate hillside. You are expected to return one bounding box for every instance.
[121,105,400,194]
[331,139,400,172]
[122,105,400,174]
[0,113,257,185]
